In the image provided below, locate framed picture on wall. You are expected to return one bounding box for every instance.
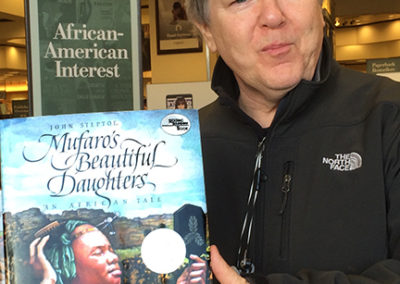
[156,0,202,54]
[166,94,193,109]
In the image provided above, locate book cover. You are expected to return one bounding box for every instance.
[0,188,5,284]
[0,109,209,284]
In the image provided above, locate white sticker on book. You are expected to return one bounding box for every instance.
[141,228,186,274]
[161,113,191,135]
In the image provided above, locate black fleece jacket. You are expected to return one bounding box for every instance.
[200,40,400,283]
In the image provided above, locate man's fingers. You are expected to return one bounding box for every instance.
[210,245,231,277]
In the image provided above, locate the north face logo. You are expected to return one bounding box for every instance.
[322,152,362,171]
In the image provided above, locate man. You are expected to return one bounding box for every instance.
[185,0,400,283]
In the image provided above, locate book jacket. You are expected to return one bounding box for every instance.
[0,110,209,284]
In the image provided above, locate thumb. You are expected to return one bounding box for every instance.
[210,245,247,284]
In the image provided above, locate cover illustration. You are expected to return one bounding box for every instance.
[0,110,209,284]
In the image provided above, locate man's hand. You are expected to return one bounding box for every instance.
[210,245,249,284]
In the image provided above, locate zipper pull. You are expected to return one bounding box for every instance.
[279,162,293,215]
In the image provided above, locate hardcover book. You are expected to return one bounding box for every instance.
[0,110,209,284]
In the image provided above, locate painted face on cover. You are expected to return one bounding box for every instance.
[71,224,122,284]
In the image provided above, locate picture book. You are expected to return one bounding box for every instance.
[0,109,209,284]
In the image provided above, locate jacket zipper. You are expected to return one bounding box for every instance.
[279,161,294,259]
[279,162,293,214]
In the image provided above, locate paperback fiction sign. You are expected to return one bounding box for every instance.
[367,58,400,83]
[27,0,142,115]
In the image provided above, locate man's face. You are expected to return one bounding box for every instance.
[197,0,325,97]
[72,225,121,284]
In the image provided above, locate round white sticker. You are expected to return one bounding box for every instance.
[141,228,186,274]
[161,114,191,135]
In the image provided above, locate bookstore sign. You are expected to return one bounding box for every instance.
[26,0,143,115]
[367,58,400,74]
[367,58,400,83]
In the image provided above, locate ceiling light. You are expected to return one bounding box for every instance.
[6,38,26,46]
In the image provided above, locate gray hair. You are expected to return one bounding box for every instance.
[185,0,323,25]
[185,0,210,25]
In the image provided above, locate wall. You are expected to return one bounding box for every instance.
[335,0,400,17]
[0,20,25,45]
[148,0,209,84]
[0,0,24,17]
[145,0,218,110]
[335,20,400,61]
[0,46,26,69]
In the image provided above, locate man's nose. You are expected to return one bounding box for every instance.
[258,0,286,29]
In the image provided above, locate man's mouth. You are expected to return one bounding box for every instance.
[262,43,292,56]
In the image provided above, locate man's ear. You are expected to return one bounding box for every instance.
[194,22,217,52]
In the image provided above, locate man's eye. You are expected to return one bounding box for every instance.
[230,0,247,6]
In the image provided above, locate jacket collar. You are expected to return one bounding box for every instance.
[210,37,336,132]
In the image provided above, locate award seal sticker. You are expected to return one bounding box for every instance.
[141,228,186,274]
[161,113,191,135]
